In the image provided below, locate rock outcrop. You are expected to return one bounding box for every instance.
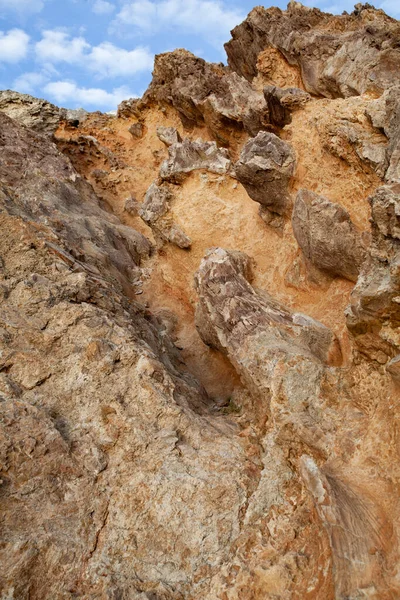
[225,3,400,98]
[142,49,269,142]
[1,2,400,599]
[0,90,63,135]
[347,183,400,360]
[292,188,365,282]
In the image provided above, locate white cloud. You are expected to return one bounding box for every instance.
[36,31,90,64]
[0,29,30,63]
[88,42,153,76]
[13,71,47,94]
[35,30,153,77]
[93,0,115,14]
[111,0,245,43]
[43,80,137,109]
[0,0,45,13]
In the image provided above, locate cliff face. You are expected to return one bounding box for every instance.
[1,3,400,599]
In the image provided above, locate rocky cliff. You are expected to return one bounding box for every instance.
[1,3,400,599]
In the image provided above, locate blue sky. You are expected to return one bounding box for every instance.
[0,0,398,112]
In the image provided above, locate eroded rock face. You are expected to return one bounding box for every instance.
[225,3,400,98]
[156,126,182,147]
[292,189,365,282]
[235,131,296,216]
[195,248,341,373]
[143,49,269,142]
[194,247,397,599]
[347,184,400,361]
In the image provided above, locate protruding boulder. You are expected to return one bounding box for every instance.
[264,85,311,127]
[194,247,341,375]
[117,97,141,119]
[159,138,232,184]
[128,122,144,139]
[139,182,191,249]
[292,189,365,282]
[235,131,296,216]
[156,126,182,147]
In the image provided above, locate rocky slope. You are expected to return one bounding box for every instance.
[1,3,400,599]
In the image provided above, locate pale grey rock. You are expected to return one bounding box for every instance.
[387,355,400,383]
[292,189,365,282]
[142,49,269,142]
[159,138,232,184]
[0,90,62,135]
[234,131,296,215]
[156,126,182,146]
[139,182,191,248]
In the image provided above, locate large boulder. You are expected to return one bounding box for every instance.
[292,189,365,282]
[234,131,296,216]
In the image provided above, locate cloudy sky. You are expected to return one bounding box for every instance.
[0,0,398,112]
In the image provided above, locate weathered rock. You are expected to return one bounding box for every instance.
[292,189,365,282]
[3,4,400,599]
[156,126,182,147]
[0,113,150,283]
[129,122,144,139]
[264,85,311,127]
[225,3,400,98]
[139,182,191,248]
[195,248,341,374]
[159,138,232,184]
[367,85,400,183]
[117,97,141,119]
[0,112,254,600]
[235,131,296,215]
[347,184,400,359]
[124,195,140,215]
[143,49,269,141]
[194,247,396,599]
[63,107,89,127]
[0,90,62,135]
